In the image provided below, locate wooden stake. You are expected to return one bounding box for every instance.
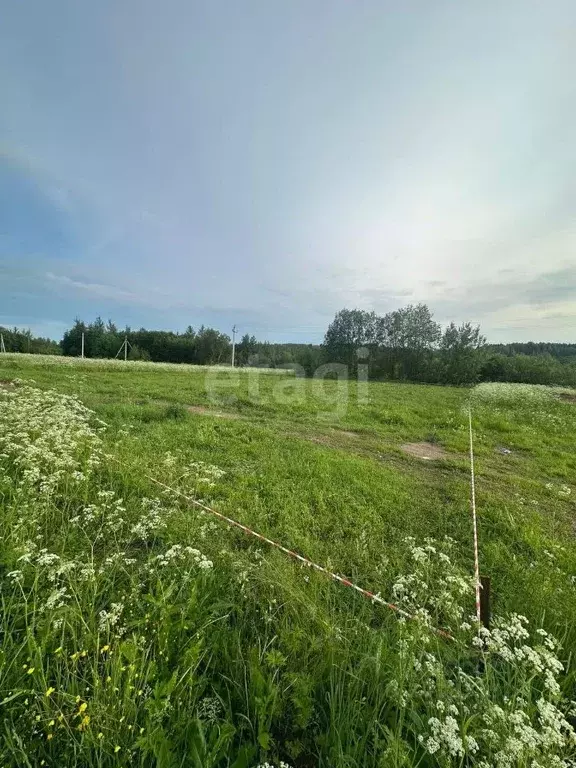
[480,575,491,630]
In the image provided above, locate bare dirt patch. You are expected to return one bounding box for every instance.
[301,434,334,448]
[400,442,448,461]
[292,429,362,448]
[559,392,576,404]
[185,405,242,420]
[147,399,242,420]
[285,431,358,451]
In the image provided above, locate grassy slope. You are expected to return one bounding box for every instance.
[1,354,575,766]
[2,354,574,622]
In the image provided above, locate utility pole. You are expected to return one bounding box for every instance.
[115,336,131,360]
[0,333,6,353]
[81,332,85,358]
[231,325,237,368]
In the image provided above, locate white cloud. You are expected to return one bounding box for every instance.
[45,272,138,302]
[2,0,575,342]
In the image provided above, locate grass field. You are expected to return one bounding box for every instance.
[1,353,575,767]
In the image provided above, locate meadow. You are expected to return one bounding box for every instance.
[0,353,575,767]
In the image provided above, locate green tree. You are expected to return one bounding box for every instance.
[236,334,258,366]
[376,304,441,380]
[194,326,231,365]
[323,309,379,373]
[440,322,486,384]
[61,319,88,357]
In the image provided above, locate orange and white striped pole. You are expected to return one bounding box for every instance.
[468,406,482,624]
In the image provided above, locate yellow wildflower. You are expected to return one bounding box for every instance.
[78,715,90,731]
[45,687,55,697]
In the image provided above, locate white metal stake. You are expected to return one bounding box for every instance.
[81,332,85,358]
[231,325,237,367]
[469,406,481,624]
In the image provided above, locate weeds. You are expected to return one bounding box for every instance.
[0,370,575,766]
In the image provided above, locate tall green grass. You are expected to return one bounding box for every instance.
[0,367,575,766]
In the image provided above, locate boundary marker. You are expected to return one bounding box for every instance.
[108,456,455,641]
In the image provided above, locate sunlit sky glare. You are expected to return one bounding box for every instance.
[1,1,575,342]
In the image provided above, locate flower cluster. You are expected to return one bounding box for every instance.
[472,383,556,406]
[391,537,472,627]
[382,538,576,767]
[256,763,293,768]
[130,497,168,540]
[154,544,213,570]
[545,482,572,499]
[0,385,103,496]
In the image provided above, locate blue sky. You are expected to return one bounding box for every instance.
[1,0,575,343]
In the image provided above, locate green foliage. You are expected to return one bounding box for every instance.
[0,325,60,355]
[323,308,381,373]
[236,334,259,366]
[0,359,575,766]
[25,311,576,388]
[324,304,454,382]
[61,318,232,365]
[164,404,188,421]
[323,305,576,388]
[480,353,576,387]
[488,342,576,361]
[440,322,486,385]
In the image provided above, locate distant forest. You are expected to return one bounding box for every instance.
[487,342,576,359]
[2,307,576,387]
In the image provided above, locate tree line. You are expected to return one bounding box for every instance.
[322,305,486,384]
[487,342,576,361]
[2,309,576,387]
[0,326,60,355]
[60,319,231,366]
[322,306,576,386]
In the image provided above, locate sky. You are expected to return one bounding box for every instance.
[1,0,575,344]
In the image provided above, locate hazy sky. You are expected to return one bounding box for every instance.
[1,1,575,342]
